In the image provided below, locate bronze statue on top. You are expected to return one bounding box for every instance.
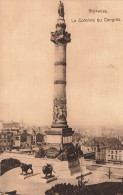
[58,1,64,17]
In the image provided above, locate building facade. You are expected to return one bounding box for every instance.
[0,133,12,151]
[81,144,97,154]
[12,135,21,148]
[95,147,106,162]
[106,147,123,163]
[2,122,20,135]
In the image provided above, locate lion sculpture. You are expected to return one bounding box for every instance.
[42,164,54,178]
[20,163,33,175]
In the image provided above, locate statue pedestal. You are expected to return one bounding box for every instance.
[19,172,39,179]
[53,157,87,179]
[79,157,87,172]
[45,127,74,145]
[40,175,57,183]
[57,159,80,178]
[19,172,32,177]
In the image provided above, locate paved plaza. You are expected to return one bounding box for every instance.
[1,153,123,195]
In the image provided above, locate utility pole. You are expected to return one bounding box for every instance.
[105,167,112,179]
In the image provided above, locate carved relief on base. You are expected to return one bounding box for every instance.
[53,98,67,123]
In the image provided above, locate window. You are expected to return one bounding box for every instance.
[108,155,110,160]
[98,148,100,152]
[111,155,113,160]
[111,151,113,154]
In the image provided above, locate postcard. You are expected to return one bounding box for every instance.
[0,0,123,195]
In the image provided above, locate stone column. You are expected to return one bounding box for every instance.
[51,10,71,128]
[52,43,67,128]
[45,1,74,145]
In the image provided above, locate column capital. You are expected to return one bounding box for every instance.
[51,31,71,45]
[51,2,71,45]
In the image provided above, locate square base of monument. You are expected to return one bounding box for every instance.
[41,175,57,183]
[58,159,80,178]
[54,157,87,179]
[45,127,74,145]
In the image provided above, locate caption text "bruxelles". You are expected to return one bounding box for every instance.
[71,9,121,23]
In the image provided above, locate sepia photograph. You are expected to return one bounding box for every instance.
[0,0,123,194]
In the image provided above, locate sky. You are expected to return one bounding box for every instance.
[0,0,123,127]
